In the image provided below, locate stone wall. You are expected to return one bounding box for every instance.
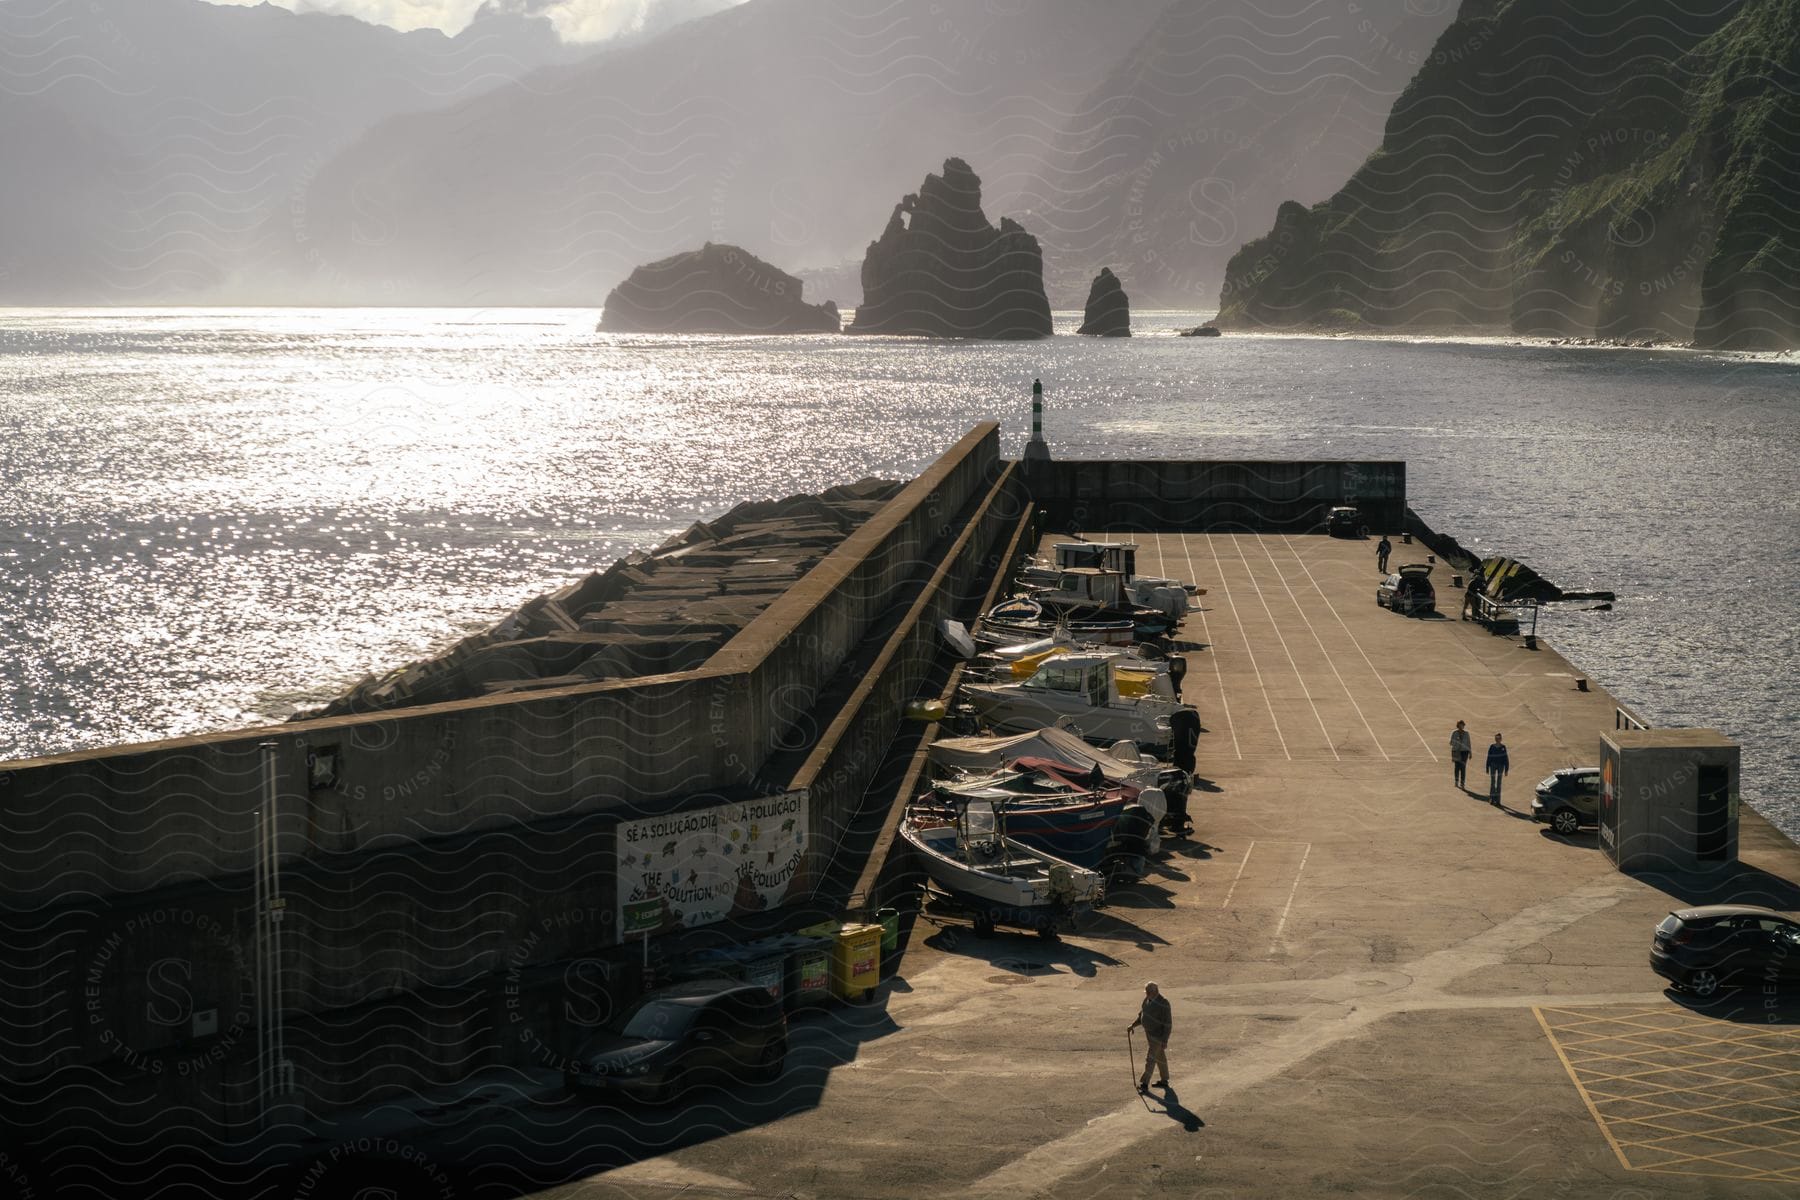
[1021,458,1407,535]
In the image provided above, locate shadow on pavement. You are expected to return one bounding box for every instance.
[1664,986,1800,1026]
[1637,864,1800,910]
[1146,1084,1204,1132]
[915,925,1125,977]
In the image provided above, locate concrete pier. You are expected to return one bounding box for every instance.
[3,435,1795,1196]
[488,530,1800,1199]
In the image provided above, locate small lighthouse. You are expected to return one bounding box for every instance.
[1023,378,1051,463]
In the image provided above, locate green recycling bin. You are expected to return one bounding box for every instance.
[783,938,833,1011]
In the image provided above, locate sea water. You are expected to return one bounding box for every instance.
[2,308,1795,836]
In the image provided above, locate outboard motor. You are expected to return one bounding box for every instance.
[1169,706,1201,774]
[1104,804,1155,882]
[1136,787,1166,855]
[1157,768,1193,836]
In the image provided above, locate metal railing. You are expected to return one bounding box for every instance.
[1615,704,1650,731]
[1469,592,1540,638]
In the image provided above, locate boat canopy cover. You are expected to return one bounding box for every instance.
[929,727,1139,781]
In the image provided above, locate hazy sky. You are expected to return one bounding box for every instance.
[202,0,733,40]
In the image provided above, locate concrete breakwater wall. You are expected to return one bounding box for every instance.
[0,426,1001,907]
[1023,458,1406,534]
[304,478,907,717]
[0,424,1019,1139]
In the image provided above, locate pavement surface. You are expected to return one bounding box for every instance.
[396,532,1800,1198]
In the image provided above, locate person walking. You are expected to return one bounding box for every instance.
[1449,720,1472,789]
[1485,733,1510,807]
[1376,536,1392,573]
[1126,980,1173,1093]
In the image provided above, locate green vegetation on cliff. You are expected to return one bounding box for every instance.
[1217,0,1800,349]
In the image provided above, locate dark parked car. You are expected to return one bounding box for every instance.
[1531,767,1600,834]
[1326,506,1368,538]
[1650,905,1800,998]
[565,978,787,1102]
[1376,564,1435,615]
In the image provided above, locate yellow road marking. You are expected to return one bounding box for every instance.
[1536,1003,1800,1182]
[1535,1006,1634,1173]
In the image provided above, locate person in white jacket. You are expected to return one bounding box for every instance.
[1449,720,1472,788]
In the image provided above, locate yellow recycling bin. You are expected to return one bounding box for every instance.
[830,922,883,1002]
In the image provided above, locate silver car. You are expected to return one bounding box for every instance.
[1376,564,1434,616]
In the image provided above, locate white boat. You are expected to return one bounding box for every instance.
[929,726,1160,783]
[899,798,1104,932]
[965,637,1182,701]
[959,653,1194,748]
[1019,541,1200,621]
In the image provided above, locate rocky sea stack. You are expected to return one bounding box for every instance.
[599,243,840,334]
[1216,0,1800,350]
[849,158,1052,339]
[1077,268,1131,336]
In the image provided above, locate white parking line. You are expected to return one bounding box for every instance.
[1228,532,1339,761]
[1269,843,1312,956]
[1206,534,1290,760]
[1248,536,1391,761]
[1220,840,1256,909]
[1158,530,1241,760]
[1276,533,1441,762]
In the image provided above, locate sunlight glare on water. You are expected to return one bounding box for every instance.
[1,307,1795,837]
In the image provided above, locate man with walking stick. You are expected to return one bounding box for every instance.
[1126,981,1173,1093]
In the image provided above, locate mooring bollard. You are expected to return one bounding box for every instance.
[1576,678,1589,692]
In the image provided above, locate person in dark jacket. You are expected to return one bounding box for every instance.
[1462,572,1487,622]
[1126,981,1173,1092]
[1376,536,1392,573]
[1485,733,1510,807]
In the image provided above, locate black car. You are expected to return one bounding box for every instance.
[1650,905,1800,998]
[1531,767,1600,835]
[1376,564,1435,616]
[565,978,787,1102]
[1326,506,1368,538]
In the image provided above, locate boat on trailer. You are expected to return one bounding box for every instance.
[899,796,1105,938]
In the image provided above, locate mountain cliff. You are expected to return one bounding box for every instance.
[290,0,1165,306]
[1035,0,1458,308]
[0,0,573,303]
[1216,0,1800,350]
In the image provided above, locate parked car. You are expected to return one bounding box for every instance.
[1326,506,1368,538]
[1376,564,1435,615]
[1650,905,1800,998]
[1531,767,1601,834]
[564,978,787,1102]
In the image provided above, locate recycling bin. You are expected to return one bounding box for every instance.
[773,936,832,1010]
[736,943,787,1006]
[830,922,882,1002]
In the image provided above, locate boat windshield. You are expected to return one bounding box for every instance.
[1023,663,1086,692]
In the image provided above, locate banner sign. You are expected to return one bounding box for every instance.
[616,790,810,933]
